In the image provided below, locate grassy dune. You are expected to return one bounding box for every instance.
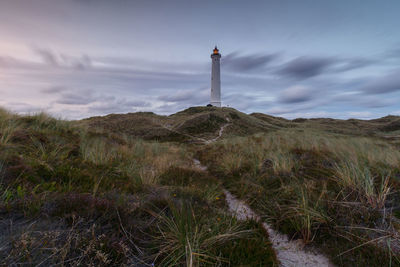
[2,106,400,266]
[81,106,282,142]
[198,128,400,266]
[0,108,277,266]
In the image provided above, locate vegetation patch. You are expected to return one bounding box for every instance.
[200,129,400,266]
[0,108,278,266]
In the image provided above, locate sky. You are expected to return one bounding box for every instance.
[0,0,400,119]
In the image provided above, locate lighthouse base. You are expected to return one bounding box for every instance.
[210,101,221,107]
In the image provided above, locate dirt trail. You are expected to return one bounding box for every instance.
[192,122,334,267]
[159,123,208,143]
[204,123,231,144]
[223,190,333,267]
[157,118,230,144]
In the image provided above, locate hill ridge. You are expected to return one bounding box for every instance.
[81,106,400,142]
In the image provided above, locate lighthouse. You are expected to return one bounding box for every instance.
[210,46,221,107]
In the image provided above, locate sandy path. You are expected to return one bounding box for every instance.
[223,190,334,267]
[204,123,231,144]
[193,130,333,266]
[156,117,231,144]
[192,122,334,266]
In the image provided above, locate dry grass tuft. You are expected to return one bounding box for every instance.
[200,128,400,265]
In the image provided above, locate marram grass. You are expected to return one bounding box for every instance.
[200,128,400,266]
[0,108,278,266]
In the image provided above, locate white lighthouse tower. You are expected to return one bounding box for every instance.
[210,46,221,107]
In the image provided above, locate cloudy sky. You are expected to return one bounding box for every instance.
[1,0,400,119]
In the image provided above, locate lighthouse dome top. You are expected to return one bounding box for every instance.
[211,46,221,58]
[213,46,219,54]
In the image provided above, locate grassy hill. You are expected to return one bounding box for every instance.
[2,106,400,266]
[81,106,282,142]
[290,116,400,135]
[0,107,277,266]
[82,106,400,142]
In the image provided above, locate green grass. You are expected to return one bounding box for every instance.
[0,108,278,266]
[149,201,254,266]
[3,106,400,266]
[199,128,400,266]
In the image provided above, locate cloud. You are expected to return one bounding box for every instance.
[0,56,40,69]
[333,57,375,72]
[223,93,262,110]
[157,88,209,105]
[347,111,373,118]
[33,47,59,66]
[60,54,92,70]
[32,47,92,70]
[1,45,399,119]
[87,98,151,114]
[333,92,396,108]
[385,47,400,59]
[264,105,312,116]
[56,93,97,105]
[3,102,44,113]
[55,89,102,105]
[41,86,66,94]
[50,85,152,115]
[222,52,278,72]
[277,56,336,79]
[0,48,212,118]
[360,70,400,94]
[123,99,151,107]
[278,85,316,103]
[158,90,196,102]
[0,56,19,68]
